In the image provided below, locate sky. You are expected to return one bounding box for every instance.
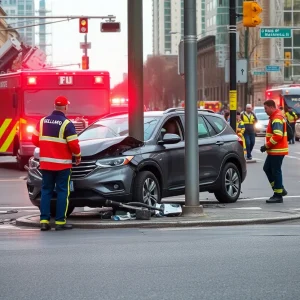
[45,0,153,87]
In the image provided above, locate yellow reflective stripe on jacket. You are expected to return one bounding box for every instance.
[272,118,283,124]
[266,133,272,137]
[73,152,81,157]
[270,138,277,145]
[59,120,70,139]
[273,129,283,136]
[39,136,67,144]
[39,117,45,136]
[66,134,78,142]
[267,148,289,153]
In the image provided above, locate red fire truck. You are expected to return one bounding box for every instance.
[266,84,300,113]
[0,69,110,170]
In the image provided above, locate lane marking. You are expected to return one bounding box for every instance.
[232,207,262,210]
[0,179,27,182]
[0,206,38,209]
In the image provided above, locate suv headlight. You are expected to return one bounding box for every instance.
[28,157,40,169]
[96,156,134,168]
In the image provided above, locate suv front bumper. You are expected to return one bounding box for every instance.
[27,164,136,208]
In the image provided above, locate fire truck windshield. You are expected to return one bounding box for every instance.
[24,89,110,116]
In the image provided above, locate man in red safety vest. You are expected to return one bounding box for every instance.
[32,96,81,231]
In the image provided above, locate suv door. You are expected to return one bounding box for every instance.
[197,115,225,184]
[157,116,185,194]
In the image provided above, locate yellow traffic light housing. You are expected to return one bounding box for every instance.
[243,1,263,27]
[284,52,291,67]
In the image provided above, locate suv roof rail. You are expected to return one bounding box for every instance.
[163,108,215,114]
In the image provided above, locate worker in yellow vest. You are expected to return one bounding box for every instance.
[236,112,246,155]
[240,104,258,160]
[285,107,298,144]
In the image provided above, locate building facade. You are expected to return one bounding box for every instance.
[152,0,204,55]
[1,0,35,46]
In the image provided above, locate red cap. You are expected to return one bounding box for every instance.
[55,96,70,106]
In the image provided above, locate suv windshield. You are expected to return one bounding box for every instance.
[79,116,160,141]
[24,89,110,116]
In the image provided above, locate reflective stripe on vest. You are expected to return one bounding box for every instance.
[40,157,72,164]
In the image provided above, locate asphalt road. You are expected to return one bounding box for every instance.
[0,225,300,300]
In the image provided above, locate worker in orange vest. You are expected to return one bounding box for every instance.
[260,100,288,203]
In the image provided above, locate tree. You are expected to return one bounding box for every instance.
[111,55,184,109]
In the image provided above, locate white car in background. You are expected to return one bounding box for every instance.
[255,112,269,136]
[253,106,265,115]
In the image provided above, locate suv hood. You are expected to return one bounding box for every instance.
[33,136,144,160]
[79,136,144,157]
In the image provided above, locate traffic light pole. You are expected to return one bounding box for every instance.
[127,0,144,141]
[84,34,88,57]
[229,0,237,132]
[182,0,203,217]
[244,27,249,109]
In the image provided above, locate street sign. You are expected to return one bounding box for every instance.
[80,42,91,49]
[260,28,292,38]
[265,65,280,72]
[225,59,247,83]
[253,71,266,76]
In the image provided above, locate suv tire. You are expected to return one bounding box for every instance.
[132,171,161,206]
[214,162,241,203]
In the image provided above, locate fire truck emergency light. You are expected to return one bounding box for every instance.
[26,125,35,133]
[94,76,103,84]
[27,77,37,85]
[100,22,121,33]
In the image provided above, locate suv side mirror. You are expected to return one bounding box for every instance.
[158,133,181,145]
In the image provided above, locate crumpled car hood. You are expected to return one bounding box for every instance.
[33,136,144,159]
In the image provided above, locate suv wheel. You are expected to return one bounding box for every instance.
[214,162,241,203]
[132,171,161,206]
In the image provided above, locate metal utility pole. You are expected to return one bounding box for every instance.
[127,0,144,141]
[84,34,88,57]
[182,0,203,217]
[229,0,237,131]
[244,27,249,109]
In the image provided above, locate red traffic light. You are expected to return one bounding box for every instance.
[82,55,89,70]
[79,18,88,33]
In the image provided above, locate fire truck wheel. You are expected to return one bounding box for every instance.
[16,153,29,171]
[50,205,75,218]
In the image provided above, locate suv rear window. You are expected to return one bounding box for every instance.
[204,115,226,134]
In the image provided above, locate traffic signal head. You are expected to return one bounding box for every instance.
[100,22,121,33]
[79,18,88,33]
[243,1,263,27]
[285,51,291,67]
[82,55,89,70]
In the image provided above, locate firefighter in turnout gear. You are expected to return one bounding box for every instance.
[260,100,288,203]
[236,112,246,155]
[285,107,298,144]
[32,96,81,231]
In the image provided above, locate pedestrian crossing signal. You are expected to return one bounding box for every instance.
[285,52,291,67]
[243,1,263,27]
[82,56,89,70]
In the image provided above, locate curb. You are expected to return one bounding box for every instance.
[16,214,300,229]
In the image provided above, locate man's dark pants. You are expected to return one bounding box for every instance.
[40,169,71,225]
[244,131,256,159]
[263,155,284,194]
[289,122,296,144]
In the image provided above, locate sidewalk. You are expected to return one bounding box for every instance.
[16,202,300,229]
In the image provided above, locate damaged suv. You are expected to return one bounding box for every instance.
[27,108,247,216]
